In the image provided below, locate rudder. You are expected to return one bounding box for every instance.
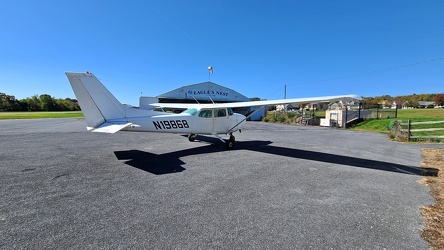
[66,72,126,129]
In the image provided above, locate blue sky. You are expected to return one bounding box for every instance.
[1,0,443,105]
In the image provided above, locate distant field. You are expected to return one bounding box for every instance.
[0,111,83,119]
[397,108,444,118]
[352,109,444,141]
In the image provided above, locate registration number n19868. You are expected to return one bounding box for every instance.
[153,120,189,130]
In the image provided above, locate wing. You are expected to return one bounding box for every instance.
[149,103,201,109]
[150,94,361,109]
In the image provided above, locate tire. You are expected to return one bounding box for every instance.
[226,140,234,149]
[188,134,197,142]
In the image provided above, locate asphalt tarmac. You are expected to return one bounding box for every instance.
[1,118,441,249]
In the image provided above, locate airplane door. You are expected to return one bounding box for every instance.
[198,109,214,134]
[213,108,229,133]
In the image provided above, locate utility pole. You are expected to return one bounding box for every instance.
[284,84,287,112]
[284,84,286,99]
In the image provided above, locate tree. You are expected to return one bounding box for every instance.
[435,94,444,107]
[39,94,55,111]
[0,93,12,111]
[407,100,419,108]
[55,98,80,111]
[362,97,377,108]
[0,93,21,111]
[1,91,80,111]
[24,95,40,111]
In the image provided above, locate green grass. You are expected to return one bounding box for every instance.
[351,109,444,142]
[0,111,84,119]
[351,119,392,133]
[397,108,444,118]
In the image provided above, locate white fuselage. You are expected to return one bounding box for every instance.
[122,108,246,135]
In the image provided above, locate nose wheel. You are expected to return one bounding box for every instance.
[226,134,235,149]
[188,134,197,142]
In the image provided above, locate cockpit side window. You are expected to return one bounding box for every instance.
[215,109,226,117]
[198,109,213,118]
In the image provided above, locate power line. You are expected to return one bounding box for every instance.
[263,56,443,99]
[264,85,285,99]
[287,56,444,86]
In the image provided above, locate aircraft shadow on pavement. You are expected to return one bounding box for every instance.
[114,150,187,175]
[114,135,438,176]
[114,137,228,175]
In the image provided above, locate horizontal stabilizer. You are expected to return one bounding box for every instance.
[92,122,133,134]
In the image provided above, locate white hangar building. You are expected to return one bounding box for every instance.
[139,81,265,121]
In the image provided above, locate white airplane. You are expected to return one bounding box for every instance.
[66,72,361,149]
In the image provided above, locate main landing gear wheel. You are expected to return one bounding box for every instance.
[188,134,197,142]
[226,134,235,149]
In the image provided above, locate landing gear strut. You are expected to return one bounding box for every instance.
[189,133,236,149]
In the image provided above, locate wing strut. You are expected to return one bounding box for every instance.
[227,106,266,133]
[192,97,200,104]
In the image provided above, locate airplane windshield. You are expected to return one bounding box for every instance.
[182,108,198,116]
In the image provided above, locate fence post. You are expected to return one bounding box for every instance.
[407,119,411,141]
[376,105,379,119]
[395,106,398,118]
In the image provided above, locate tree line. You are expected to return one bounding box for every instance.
[1,91,443,112]
[361,93,444,108]
[0,93,80,112]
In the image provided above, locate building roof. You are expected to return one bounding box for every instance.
[157,81,250,102]
[418,101,435,106]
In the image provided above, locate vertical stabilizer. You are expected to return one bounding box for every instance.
[66,72,126,129]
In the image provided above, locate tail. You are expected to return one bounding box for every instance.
[66,72,143,132]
